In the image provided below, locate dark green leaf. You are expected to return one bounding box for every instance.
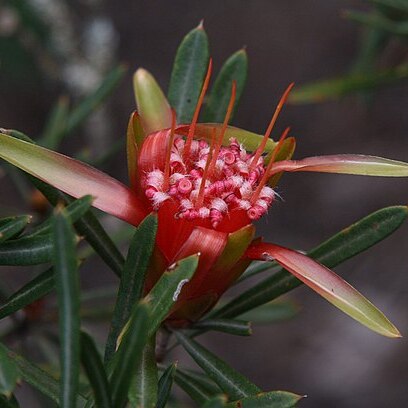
[0,268,54,320]
[52,209,80,408]
[173,369,213,405]
[213,205,408,318]
[66,66,126,133]
[39,181,124,276]
[156,363,177,408]
[6,346,87,405]
[178,368,221,396]
[110,302,150,408]
[175,332,260,400]
[168,23,210,123]
[0,215,31,243]
[40,96,70,149]
[31,175,124,276]
[369,0,408,13]
[129,337,158,408]
[147,254,199,336]
[28,195,93,237]
[73,209,125,277]
[351,29,389,76]
[289,64,408,104]
[226,391,304,408]
[344,10,408,36]
[80,332,112,408]
[192,319,252,336]
[202,49,248,122]
[0,343,20,398]
[105,214,157,362]
[0,235,53,266]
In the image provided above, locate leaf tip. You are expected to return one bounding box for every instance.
[238,46,248,55]
[197,19,205,29]
[54,202,65,214]
[133,67,148,83]
[386,325,402,339]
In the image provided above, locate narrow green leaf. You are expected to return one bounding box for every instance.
[173,369,213,405]
[52,209,80,408]
[110,301,150,408]
[344,10,408,36]
[129,337,158,408]
[0,268,54,320]
[238,301,299,324]
[213,205,408,319]
[40,96,70,149]
[289,64,408,104]
[33,176,125,276]
[369,0,408,13]
[168,23,210,123]
[226,391,304,408]
[202,49,248,123]
[156,363,177,408]
[175,332,260,400]
[351,28,389,75]
[6,346,87,405]
[178,368,221,396]
[105,214,157,362]
[0,215,32,243]
[0,235,53,266]
[28,195,93,237]
[80,332,112,408]
[203,395,228,408]
[147,254,199,335]
[0,344,20,398]
[192,319,252,336]
[67,66,126,133]
[74,210,125,277]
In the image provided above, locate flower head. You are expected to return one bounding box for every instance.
[1,61,407,335]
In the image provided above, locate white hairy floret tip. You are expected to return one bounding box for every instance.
[142,136,276,227]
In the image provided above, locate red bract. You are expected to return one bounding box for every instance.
[1,64,407,336]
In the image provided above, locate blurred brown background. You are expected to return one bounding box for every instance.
[1,1,407,407]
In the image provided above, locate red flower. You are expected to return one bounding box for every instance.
[1,63,407,336]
